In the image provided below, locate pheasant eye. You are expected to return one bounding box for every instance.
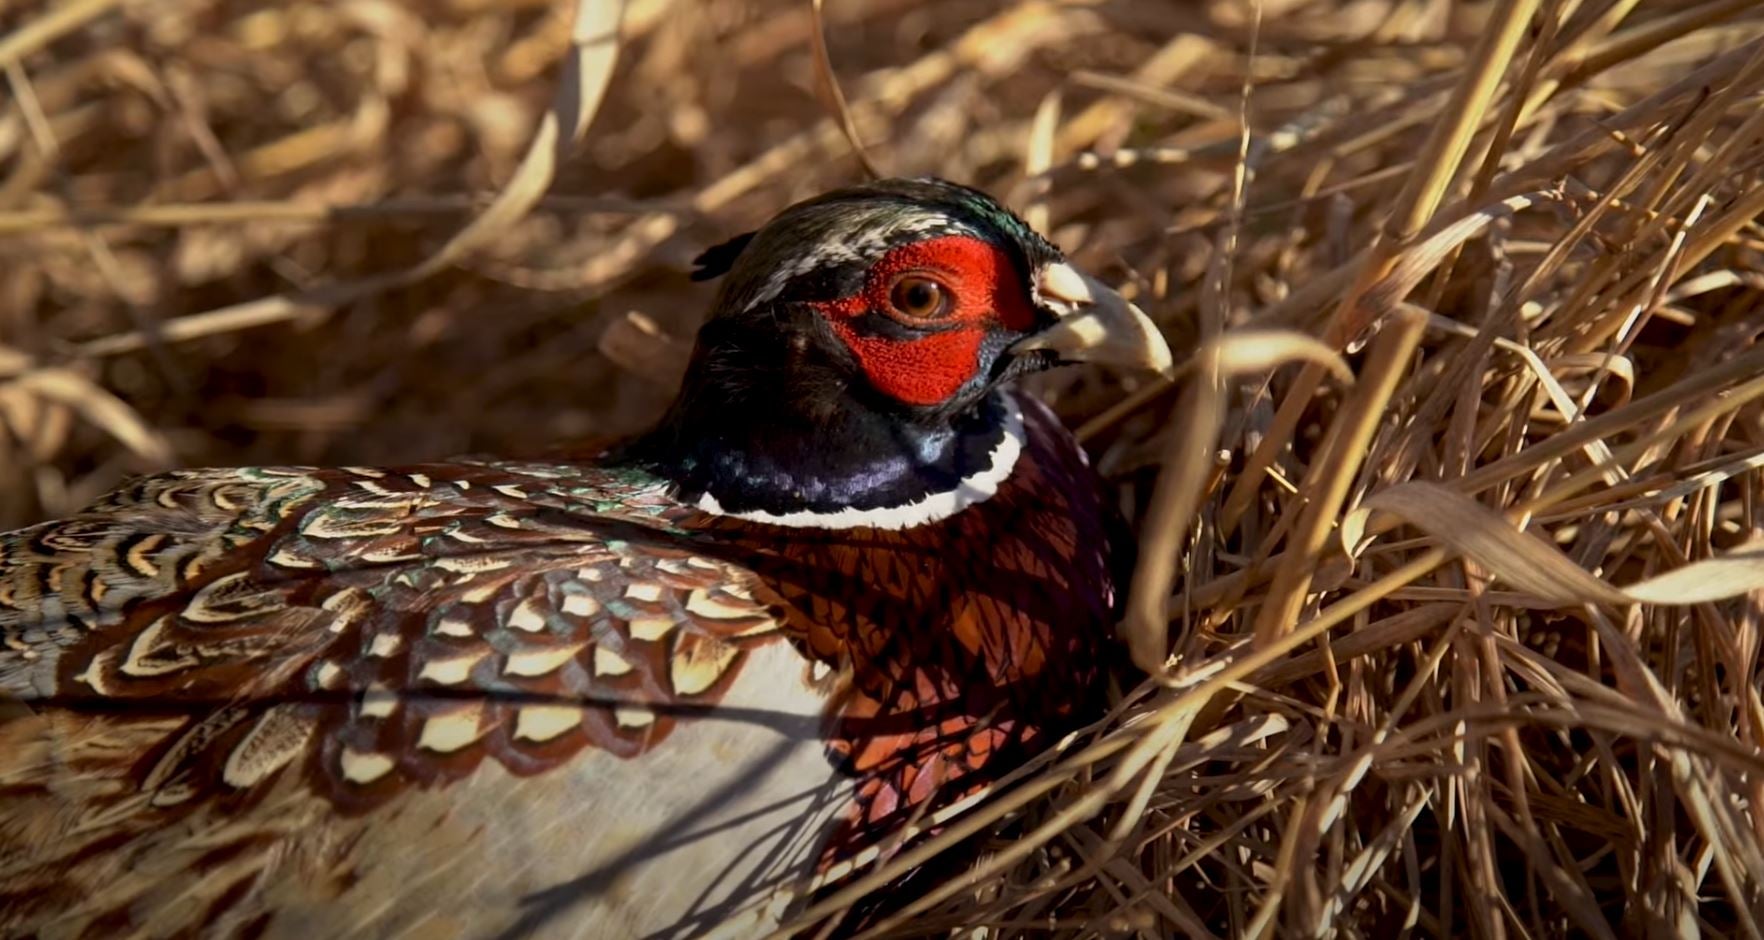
[887,275,951,321]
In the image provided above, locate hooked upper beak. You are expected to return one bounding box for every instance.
[1011,261,1174,377]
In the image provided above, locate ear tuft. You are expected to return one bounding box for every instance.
[690,232,756,282]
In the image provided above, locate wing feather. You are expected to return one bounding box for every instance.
[0,459,811,937]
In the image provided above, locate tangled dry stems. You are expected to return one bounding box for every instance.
[6,0,1764,936]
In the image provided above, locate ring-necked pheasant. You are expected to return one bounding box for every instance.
[0,178,1171,939]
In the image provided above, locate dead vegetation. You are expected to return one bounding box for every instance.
[6,0,1764,936]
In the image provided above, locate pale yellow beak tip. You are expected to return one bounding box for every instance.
[1016,264,1174,376]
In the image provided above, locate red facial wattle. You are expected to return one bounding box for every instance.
[811,235,1039,407]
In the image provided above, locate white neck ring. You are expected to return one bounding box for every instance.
[692,404,1025,530]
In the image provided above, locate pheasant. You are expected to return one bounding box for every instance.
[0,178,1171,939]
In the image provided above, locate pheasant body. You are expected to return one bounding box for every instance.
[0,179,1170,938]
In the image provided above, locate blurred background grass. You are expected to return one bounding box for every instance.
[2,0,1210,525]
[6,0,1756,529]
[1,0,1651,526]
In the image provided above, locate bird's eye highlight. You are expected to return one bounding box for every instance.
[887,275,951,321]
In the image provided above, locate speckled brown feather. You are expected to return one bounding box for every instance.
[0,394,1117,939]
[688,398,1115,864]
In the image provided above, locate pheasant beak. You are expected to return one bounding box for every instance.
[1012,262,1174,377]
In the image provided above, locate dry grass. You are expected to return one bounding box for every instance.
[7,0,1764,936]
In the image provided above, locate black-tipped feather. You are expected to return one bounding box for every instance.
[689,231,756,281]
